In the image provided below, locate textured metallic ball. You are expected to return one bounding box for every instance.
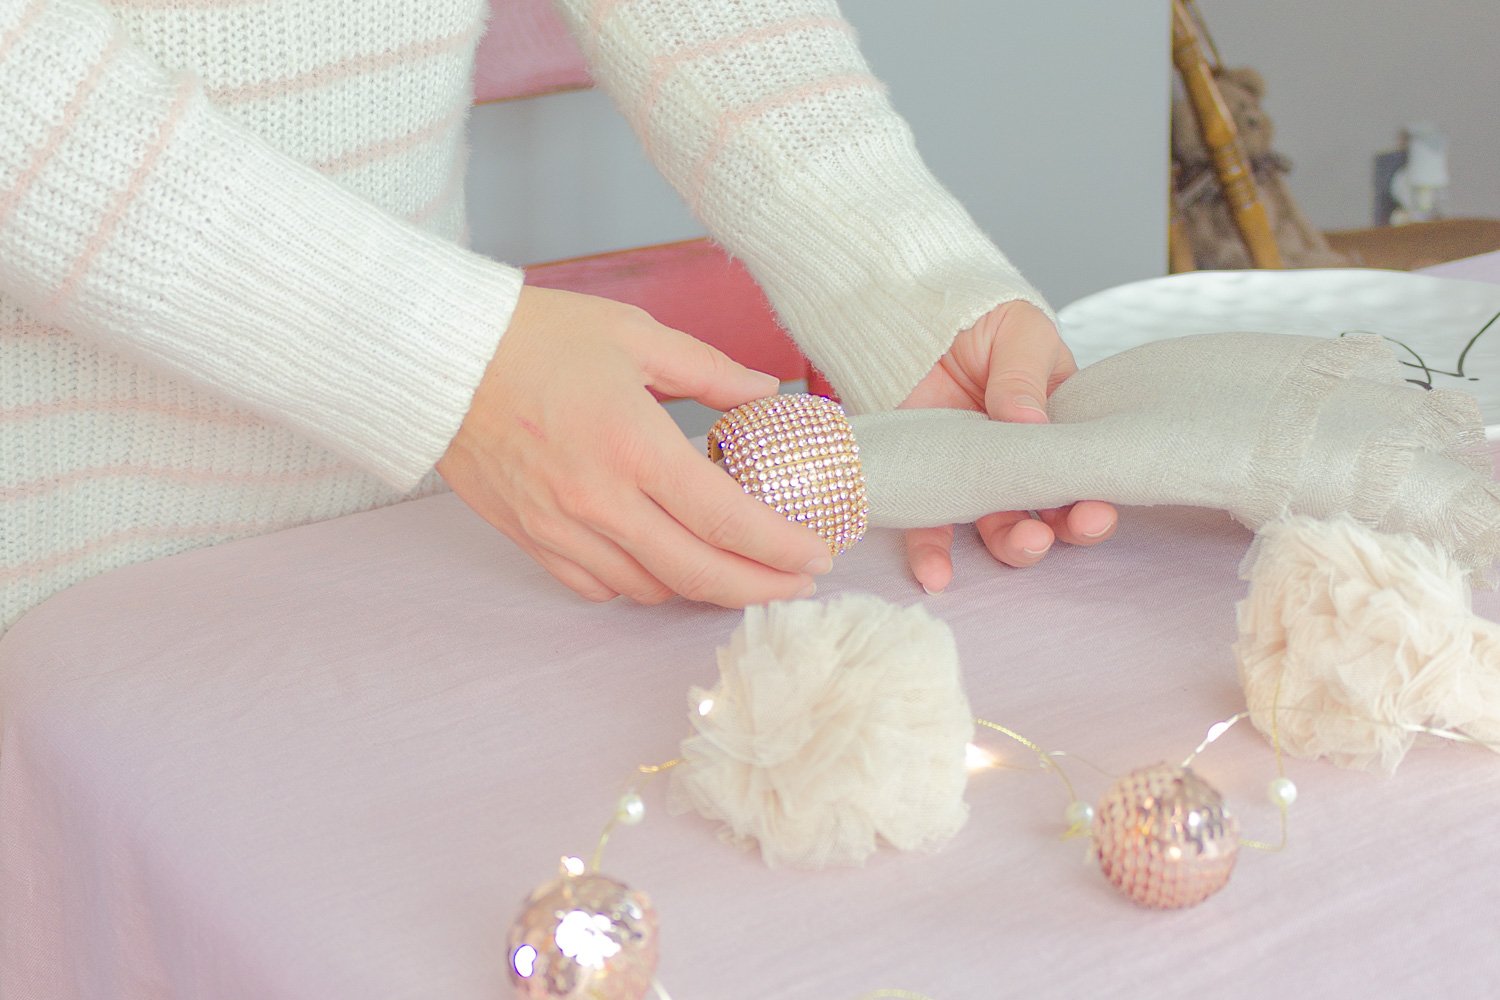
[507,871,659,999]
[1092,763,1240,909]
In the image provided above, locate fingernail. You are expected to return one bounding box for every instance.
[1081,526,1113,539]
[1015,395,1047,415]
[922,583,944,597]
[1021,544,1052,557]
[802,554,833,575]
[796,580,817,599]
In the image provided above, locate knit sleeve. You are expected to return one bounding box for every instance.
[553,0,1053,414]
[0,0,522,490]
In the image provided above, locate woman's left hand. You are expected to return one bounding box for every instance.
[898,300,1118,594]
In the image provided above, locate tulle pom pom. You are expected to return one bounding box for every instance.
[670,595,973,868]
[1236,514,1500,772]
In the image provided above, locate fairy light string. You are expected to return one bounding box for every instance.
[572,757,938,1000]
[1178,710,1290,852]
[972,693,1500,861]
[972,717,1092,839]
[517,692,1500,999]
[589,759,681,873]
[974,706,1295,853]
[588,701,1500,879]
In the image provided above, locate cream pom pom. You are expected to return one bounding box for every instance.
[1235,514,1500,772]
[669,595,974,868]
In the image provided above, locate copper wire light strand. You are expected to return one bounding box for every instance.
[974,718,1081,806]
[589,759,682,872]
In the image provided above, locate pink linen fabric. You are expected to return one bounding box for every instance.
[7,492,1500,999]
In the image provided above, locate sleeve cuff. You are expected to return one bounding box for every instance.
[725,135,1053,413]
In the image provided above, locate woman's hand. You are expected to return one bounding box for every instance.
[899,300,1118,594]
[437,286,831,607]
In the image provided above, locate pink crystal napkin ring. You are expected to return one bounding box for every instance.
[707,394,869,555]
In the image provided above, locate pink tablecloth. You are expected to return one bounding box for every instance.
[1416,248,1500,283]
[10,496,1500,1000]
[6,255,1500,999]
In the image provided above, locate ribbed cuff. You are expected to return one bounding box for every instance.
[727,136,1052,414]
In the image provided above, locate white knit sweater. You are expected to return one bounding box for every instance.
[0,0,1047,632]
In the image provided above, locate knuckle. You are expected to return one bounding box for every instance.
[697,342,732,380]
[698,499,751,552]
[612,304,666,346]
[672,560,721,603]
[615,301,655,328]
[514,508,565,549]
[597,423,651,478]
[554,481,609,524]
[627,583,674,606]
[976,517,1009,546]
[992,368,1048,394]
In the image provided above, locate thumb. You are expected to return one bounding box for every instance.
[982,355,1053,425]
[979,308,1065,424]
[637,325,781,409]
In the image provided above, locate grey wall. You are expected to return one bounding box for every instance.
[465,0,1171,310]
[1195,0,1500,229]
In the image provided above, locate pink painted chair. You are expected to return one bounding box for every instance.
[473,0,834,398]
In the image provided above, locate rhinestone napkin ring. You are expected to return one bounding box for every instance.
[708,394,869,555]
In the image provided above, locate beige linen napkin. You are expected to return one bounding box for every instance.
[854,333,1499,575]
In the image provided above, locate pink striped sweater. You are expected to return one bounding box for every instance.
[0,0,1047,631]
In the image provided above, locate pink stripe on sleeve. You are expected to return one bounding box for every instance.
[0,318,67,338]
[408,155,466,227]
[0,0,46,65]
[49,76,196,313]
[205,27,478,105]
[0,32,123,230]
[585,0,631,42]
[1,461,350,502]
[1,521,279,585]
[637,16,853,155]
[312,102,467,175]
[103,0,268,8]
[0,397,262,427]
[686,71,882,209]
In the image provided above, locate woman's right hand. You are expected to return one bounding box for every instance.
[437,286,832,608]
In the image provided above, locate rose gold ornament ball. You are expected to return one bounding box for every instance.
[507,871,660,999]
[1092,763,1240,909]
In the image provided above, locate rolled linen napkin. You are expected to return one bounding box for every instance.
[708,333,1500,576]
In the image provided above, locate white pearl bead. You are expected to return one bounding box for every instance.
[1064,800,1095,828]
[617,792,646,825]
[1268,777,1298,808]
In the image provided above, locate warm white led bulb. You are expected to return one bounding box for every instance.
[964,742,997,772]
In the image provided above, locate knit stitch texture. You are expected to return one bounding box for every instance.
[1,0,1045,632]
